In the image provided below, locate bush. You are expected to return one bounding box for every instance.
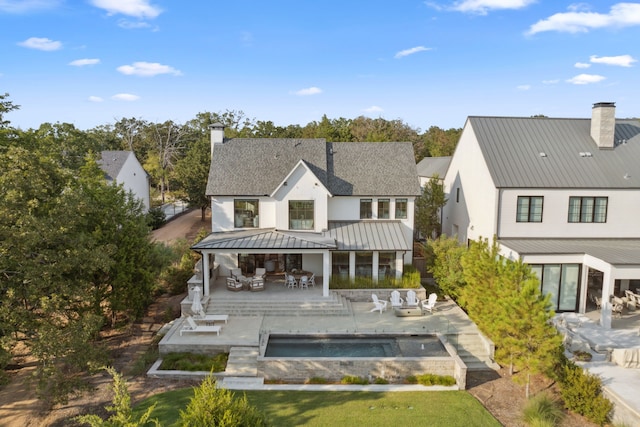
[328,264,421,289]
[180,375,269,426]
[522,392,564,427]
[305,377,328,384]
[572,350,592,362]
[159,352,228,372]
[404,374,456,386]
[559,362,612,425]
[373,377,389,384]
[340,375,369,385]
[146,207,166,230]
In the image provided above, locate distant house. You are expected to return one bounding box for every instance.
[192,124,421,297]
[442,102,640,328]
[98,150,150,212]
[416,156,451,188]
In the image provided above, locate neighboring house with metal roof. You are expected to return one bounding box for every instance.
[442,102,640,328]
[192,124,421,297]
[98,150,150,212]
[416,156,451,187]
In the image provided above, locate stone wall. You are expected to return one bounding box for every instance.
[333,287,427,302]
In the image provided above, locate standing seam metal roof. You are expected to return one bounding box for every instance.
[469,117,640,188]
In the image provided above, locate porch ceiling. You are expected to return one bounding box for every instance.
[191,228,337,251]
[499,238,640,266]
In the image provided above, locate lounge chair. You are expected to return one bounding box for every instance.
[226,277,243,292]
[422,293,438,313]
[405,290,420,307]
[254,267,266,280]
[180,316,221,336]
[371,294,388,314]
[250,277,265,292]
[194,310,229,324]
[230,268,243,280]
[389,290,404,308]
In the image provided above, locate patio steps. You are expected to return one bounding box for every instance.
[224,346,260,377]
[451,333,500,371]
[206,292,353,317]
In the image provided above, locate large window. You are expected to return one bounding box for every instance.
[360,199,372,219]
[516,196,543,222]
[395,198,408,219]
[531,264,581,312]
[289,200,314,230]
[234,199,259,228]
[377,199,390,219]
[378,251,395,278]
[332,251,349,278]
[568,197,607,223]
[355,252,373,278]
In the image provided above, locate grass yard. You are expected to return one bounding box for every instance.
[135,388,501,426]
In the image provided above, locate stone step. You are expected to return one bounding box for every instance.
[220,376,264,390]
[463,360,500,371]
[225,346,259,377]
[206,292,352,316]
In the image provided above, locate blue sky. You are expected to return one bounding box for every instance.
[2,1,640,131]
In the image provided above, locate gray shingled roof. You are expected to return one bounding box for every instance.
[192,228,337,251]
[416,156,451,179]
[469,117,640,188]
[327,221,412,251]
[98,150,131,181]
[206,139,421,197]
[499,238,640,266]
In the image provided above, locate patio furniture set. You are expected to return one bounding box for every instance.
[180,313,229,336]
[370,291,438,316]
[227,268,266,292]
[588,289,640,317]
[284,271,315,289]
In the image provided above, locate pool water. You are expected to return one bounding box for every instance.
[264,334,448,358]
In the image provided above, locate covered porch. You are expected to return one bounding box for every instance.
[499,238,640,329]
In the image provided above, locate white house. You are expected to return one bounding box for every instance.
[416,156,451,188]
[98,150,150,212]
[192,124,421,298]
[442,102,640,328]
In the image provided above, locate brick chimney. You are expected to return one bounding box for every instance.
[590,102,615,149]
[209,123,225,156]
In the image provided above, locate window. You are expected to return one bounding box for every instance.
[360,199,372,219]
[234,199,259,228]
[568,197,607,223]
[516,196,543,222]
[456,188,460,203]
[395,198,408,219]
[355,252,373,278]
[377,199,390,219]
[289,200,314,230]
[378,251,395,278]
[332,251,349,278]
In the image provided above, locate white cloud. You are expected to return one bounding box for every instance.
[364,106,384,113]
[112,93,140,101]
[517,85,531,90]
[574,62,590,68]
[90,0,162,18]
[452,0,536,15]
[118,19,152,29]
[117,61,182,76]
[527,3,640,35]
[88,96,104,102]
[69,58,100,66]
[590,54,637,67]
[293,87,322,96]
[395,46,431,58]
[17,37,61,51]
[566,74,606,85]
[542,79,560,84]
[0,0,61,13]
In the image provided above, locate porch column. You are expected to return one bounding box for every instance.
[372,252,380,282]
[322,250,330,297]
[600,268,615,329]
[394,252,403,280]
[349,251,356,280]
[202,252,210,297]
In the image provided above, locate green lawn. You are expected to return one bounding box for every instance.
[135,388,502,427]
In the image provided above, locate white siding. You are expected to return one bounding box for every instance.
[116,154,150,212]
[499,189,640,238]
[442,123,498,243]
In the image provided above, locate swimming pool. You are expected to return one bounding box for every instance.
[264,334,448,358]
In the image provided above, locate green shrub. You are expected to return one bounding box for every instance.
[572,350,592,362]
[522,392,564,427]
[404,375,418,384]
[305,377,328,384]
[146,207,166,230]
[340,375,369,385]
[559,363,612,425]
[373,377,389,384]
[179,375,269,426]
[415,373,456,386]
[159,352,228,372]
[328,264,420,289]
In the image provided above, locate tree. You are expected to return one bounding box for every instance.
[179,375,269,426]
[415,175,447,239]
[146,120,187,203]
[174,137,211,221]
[427,235,467,301]
[0,92,19,129]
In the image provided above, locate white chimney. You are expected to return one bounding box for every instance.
[209,123,225,156]
[590,102,615,149]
